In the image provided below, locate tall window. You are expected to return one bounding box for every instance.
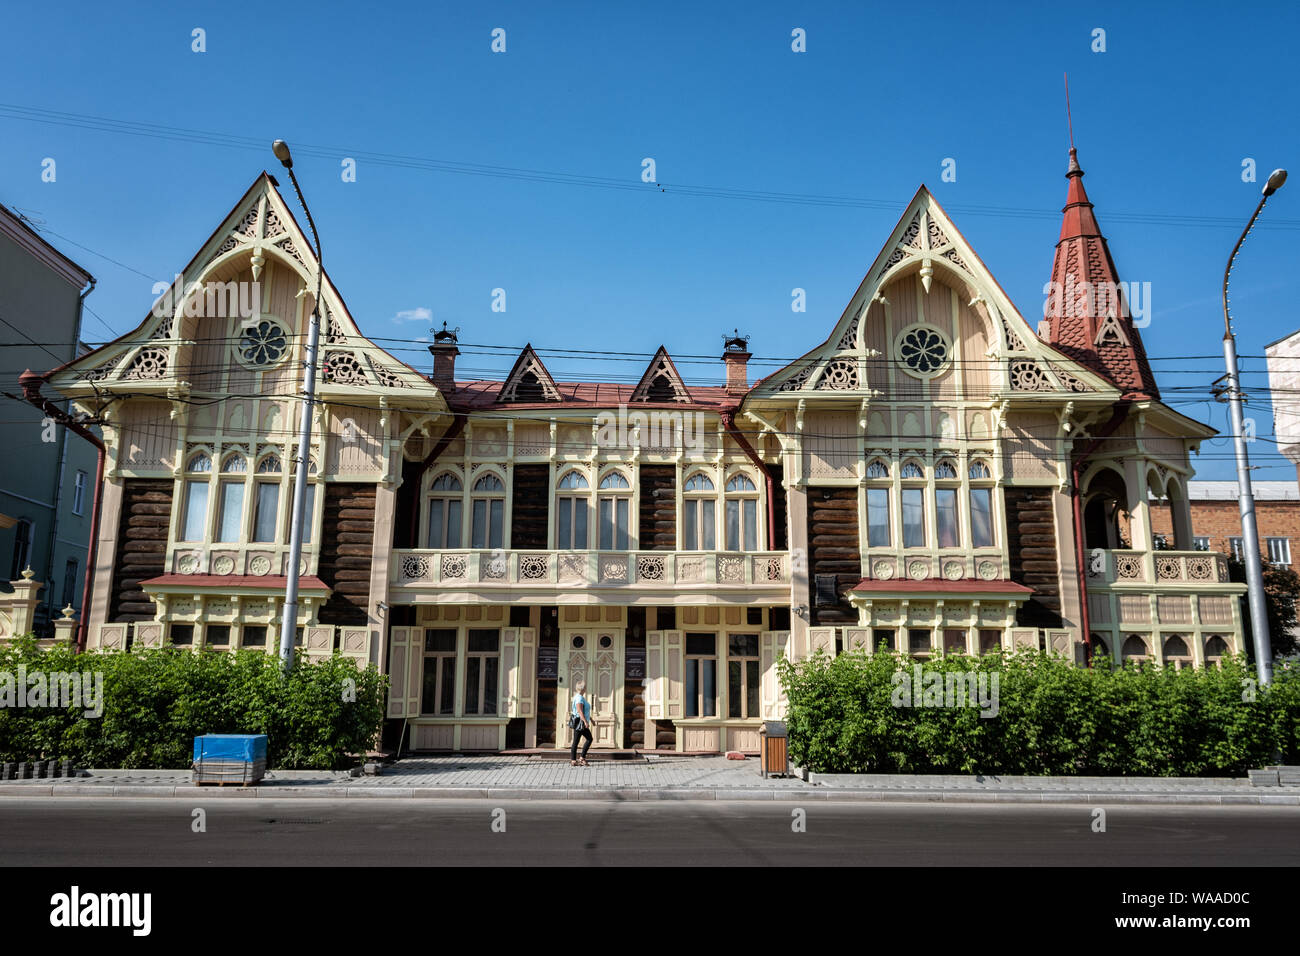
[908,628,932,659]
[215,453,247,543]
[252,455,281,543]
[180,451,212,542]
[463,629,500,715]
[425,473,463,548]
[471,474,505,549]
[556,471,589,549]
[61,558,77,608]
[421,629,457,715]
[1267,537,1291,565]
[1193,536,1210,551]
[685,634,717,718]
[934,459,959,548]
[292,481,317,544]
[900,459,925,548]
[598,471,631,551]
[727,634,760,719]
[865,460,890,547]
[1228,537,1244,561]
[724,474,759,551]
[9,518,34,579]
[682,473,715,550]
[968,460,995,549]
[72,470,87,516]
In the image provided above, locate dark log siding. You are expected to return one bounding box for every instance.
[317,482,375,627]
[1005,487,1064,627]
[767,463,788,551]
[807,486,859,625]
[535,605,559,747]
[623,607,646,749]
[510,464,550,549]
[638,465,676,550]
[109,479,173,621]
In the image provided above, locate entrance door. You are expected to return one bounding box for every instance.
[558,627,624,749]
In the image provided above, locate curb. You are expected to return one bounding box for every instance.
[0,784,1296,806]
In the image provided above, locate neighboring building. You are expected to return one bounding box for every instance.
[24,146,1248,752]
[0,201,98,637]
[1265,329,1300,486]
[1149,480,1300,566]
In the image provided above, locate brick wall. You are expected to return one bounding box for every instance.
[1148,499,1300,564]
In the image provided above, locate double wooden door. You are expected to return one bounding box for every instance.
[558,627,623,749]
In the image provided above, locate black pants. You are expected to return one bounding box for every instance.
[570,723,592,760]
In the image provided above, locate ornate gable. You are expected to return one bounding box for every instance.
[630,346,691,403]
[497,344,561,403]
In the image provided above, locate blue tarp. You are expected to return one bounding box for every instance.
[193,734,268,763]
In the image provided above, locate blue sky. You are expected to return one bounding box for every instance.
[2,1,1297,481]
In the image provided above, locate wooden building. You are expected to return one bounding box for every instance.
[20,147,1248,752]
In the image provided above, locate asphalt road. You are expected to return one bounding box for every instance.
[1,798,1298,866]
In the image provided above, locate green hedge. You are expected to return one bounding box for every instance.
[778,649,1300,776]
[0,637,386,770]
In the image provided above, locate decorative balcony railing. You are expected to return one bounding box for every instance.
[1087,550,1231,587]
[390,549,790,590]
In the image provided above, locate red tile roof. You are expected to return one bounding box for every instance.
[447,379,735,411]
[1044,148,1159,399]
[847,578,1034,594]
[140,574,331,591]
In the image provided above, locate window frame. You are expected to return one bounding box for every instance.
[597,469,632,551]
[682,472,716,550]
[71,470,87,516]
[470,472,506,550]
[421,628,458,716]
[1267,537,1291,565]
[723,471,760,552]
[424,472,464,549]
[463,628,501,715]
[555,470,590,550]
[726,633,761,719]
[684,633,718,718]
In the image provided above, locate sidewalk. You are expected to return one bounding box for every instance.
[1,755,1297,805]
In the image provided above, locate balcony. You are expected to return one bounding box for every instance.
[1086,550,1231,587]
[389,549,790,603]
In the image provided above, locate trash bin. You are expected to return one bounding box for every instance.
[759,721,788,778]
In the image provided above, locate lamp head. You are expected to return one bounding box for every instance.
[272,140,293,169]
[1264,168,1287,197]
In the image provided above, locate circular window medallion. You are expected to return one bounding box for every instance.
[237,319,289,368]
[895,325,952,379]
[599,635,613,649]
[572,636,585,649]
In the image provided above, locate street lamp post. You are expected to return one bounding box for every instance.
[272,140,324,671]
[1222,166,1287,686]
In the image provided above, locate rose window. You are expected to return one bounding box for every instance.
[896,325,951,378]
[238,320,289,368]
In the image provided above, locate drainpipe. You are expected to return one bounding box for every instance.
[19,369,105,650]
[1069,401,1130,662]
[721,409,777,551]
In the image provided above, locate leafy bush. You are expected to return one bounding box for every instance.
[778,648,1299,776]
[0,637,386,769]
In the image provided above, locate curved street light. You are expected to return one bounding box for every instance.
[271,140,323,671]
[1221,167,1286,685]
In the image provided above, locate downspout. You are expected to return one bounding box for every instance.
[19,369,105,651]
[721,408,777,551]
[1070,401,1130,662]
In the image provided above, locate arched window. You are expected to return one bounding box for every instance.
[426,473,463,549]
[725,473,759,551]
[933,460,960,548]
[256,455,282,474]
[251,455,282,543]
[865,459,889,479]
[934,460,958,479]
[1121,635,1148,662]
[1204,635,1229,667]
[683,472,716,550]
[1163,635,1190,668]
[900,460,925,547]
[1090,634,1111,664]
[181,452,213,542]
[216,454,247,543]
[220,453,247,474]
[471,473,505,549]
[968,459,995,549]
[598,470,631,550]
[556,471,589,549]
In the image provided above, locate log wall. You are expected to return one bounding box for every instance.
[108,479,173,621]
[510,464,550,549]
[807,486,860,625]
[638,465,676,550]
[1005,487,1064,627]
[317,482,375,627]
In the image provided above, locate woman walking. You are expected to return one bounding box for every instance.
[569,678,593,767]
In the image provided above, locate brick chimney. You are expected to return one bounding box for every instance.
[722,331,751,395]
[428,323,459,393]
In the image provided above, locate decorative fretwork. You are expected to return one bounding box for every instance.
[440,554,467,579]
[124,347,169,380]
[324,307,347,346]
[152,315,174,341]
[80,354,122,382]
[836,313,860,350]
[480,553,507,579]
[401,556,429,580]
[322,351,367,385]
[599,555,628,583]
[901,211,922,249]
[519,553,549,580]
[1002,319,1026,352]
[1156,556,1182,581]
[1009,359,1053,391]
[367,356,408,388]
[636,554,665,581]
[882,247,907,272]
[208,235,239,265]
[757,556,785,582]
[559,554,586,582]
[1115,554,1143,579]
[498,345,561,403]
[263,208,284,237]
[279,237,309,271]
[776,360,817,392]
[1049,362,1095,392]
[927,217,948,249]
[237,208,259,238]
[942,248,968,271]
[238,320,289,368]
[718,556,744,583]
[897,326,950,378]
[1186,556,1214,581]
[678,557,705,582]
[816,358,859,390]
[630,346,690,403]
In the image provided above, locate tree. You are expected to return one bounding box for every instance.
[1226,556,1300,659]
